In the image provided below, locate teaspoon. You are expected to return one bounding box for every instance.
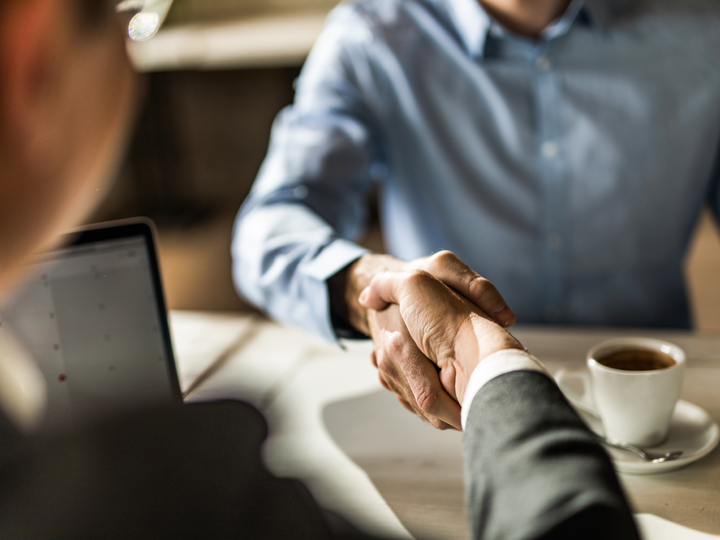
[594,434,683,463]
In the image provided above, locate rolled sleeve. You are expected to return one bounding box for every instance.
[232,4,383,342]
[233,204,369,342]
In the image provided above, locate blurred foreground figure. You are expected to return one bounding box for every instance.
[233,0,720,428]
[0,0,639,538]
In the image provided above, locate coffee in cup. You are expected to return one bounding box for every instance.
[594,348,676,372]
[557,338,686,447]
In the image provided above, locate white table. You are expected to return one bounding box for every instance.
[170,311,720,540]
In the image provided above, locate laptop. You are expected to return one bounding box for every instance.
[0,219,182,431]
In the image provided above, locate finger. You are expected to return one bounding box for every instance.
[380,362,431,421]
[396,395,414,414]
[358,271,402,311]
[377,336,459,429]
[370,350,378,368]
[425,415,455,431]
[421,251,516,327]
[360,269,430,312]
[399,347,462,430]
[389,374,455,431]
[371,304,461,430]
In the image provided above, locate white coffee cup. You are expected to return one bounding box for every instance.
[556,338,685,447]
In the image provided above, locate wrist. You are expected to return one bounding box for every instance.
[345,254,407,335]
[454,313,524,400]
[455,315,482,384]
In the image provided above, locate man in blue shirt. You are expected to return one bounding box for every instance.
[233,0,720,429]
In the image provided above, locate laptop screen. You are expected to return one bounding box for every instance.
[0,221,182,431]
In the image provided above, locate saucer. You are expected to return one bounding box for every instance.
[556,374,720,475]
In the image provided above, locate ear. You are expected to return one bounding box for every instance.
[0,0,61,136]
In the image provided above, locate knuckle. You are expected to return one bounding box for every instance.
[398,398,414,414]
[376,354,392,377]
[432,420,449,431]
[428,250,457,269]
[404,269,432,288]
[386,331,406,359]
[470,276,496,299]
[415,383,440,415]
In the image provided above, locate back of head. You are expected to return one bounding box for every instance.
[0,0,138,297]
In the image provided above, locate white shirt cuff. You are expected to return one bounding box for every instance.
[461,349,551,430]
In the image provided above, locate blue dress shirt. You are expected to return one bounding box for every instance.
[233,0,720,342]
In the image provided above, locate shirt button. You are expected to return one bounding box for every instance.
[536,56,551,71]
[547,234,561,249]
[541,140,559,159]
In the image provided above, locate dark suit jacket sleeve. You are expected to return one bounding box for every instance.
[463,370,641,540]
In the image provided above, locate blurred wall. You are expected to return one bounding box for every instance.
[93,67,301,224]
[89,68,300,313]
[166,0,341,24]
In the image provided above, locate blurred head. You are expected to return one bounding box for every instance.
[0,0,138,294]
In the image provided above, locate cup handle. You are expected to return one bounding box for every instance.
[555,369,599,417]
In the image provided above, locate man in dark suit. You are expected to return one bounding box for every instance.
[0,0,640,537]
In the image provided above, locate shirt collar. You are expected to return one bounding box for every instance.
[443,0,622,58]
[541,0,586,40]
[443,0,492,58]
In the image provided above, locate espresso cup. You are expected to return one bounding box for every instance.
[557,338,686,447]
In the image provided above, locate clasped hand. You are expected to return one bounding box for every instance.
[350,252,521,430]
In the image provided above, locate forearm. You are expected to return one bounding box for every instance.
[233,204,368,341]
[463,371,640,540]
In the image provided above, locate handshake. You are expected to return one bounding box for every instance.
[344,251,524,430]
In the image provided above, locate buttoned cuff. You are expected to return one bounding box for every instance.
[461,349,551,430]
[301,239,370,343]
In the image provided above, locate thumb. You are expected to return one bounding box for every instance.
[358,271,401,311]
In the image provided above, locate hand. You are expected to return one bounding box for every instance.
[359,270,523,404]
[343,251,515,429]
[407,251,515,328]
[367,304,461,430]
[344,251,516,336]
